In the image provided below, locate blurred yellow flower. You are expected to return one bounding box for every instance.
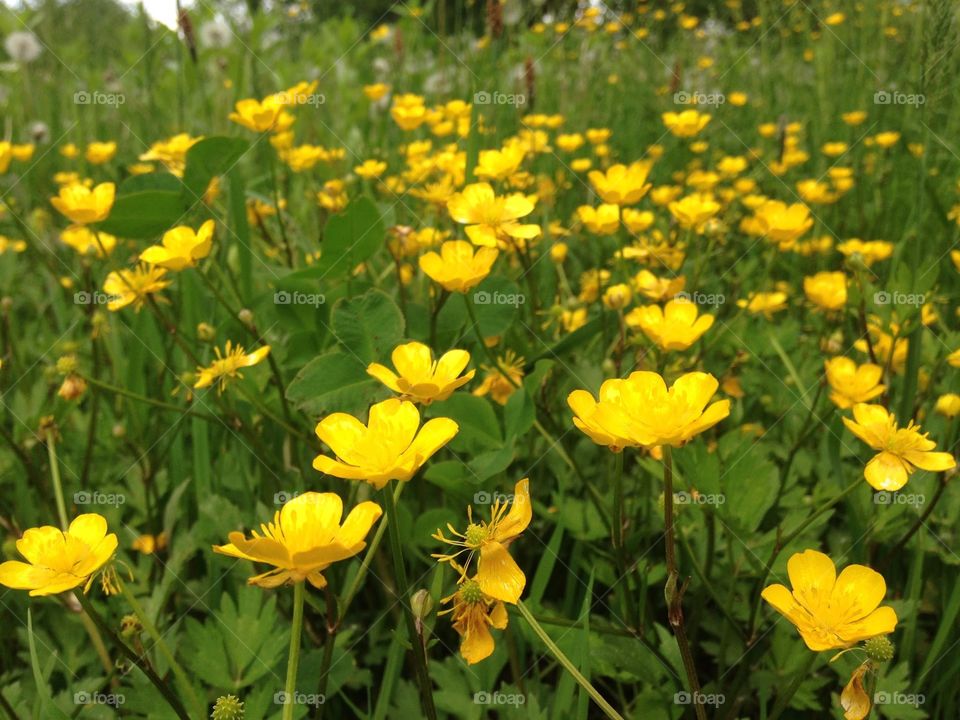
[228,96,287,132]
[577,203,620,234]
[753,200,813,248]
[419,240,499,293]
[140,220,214,271]
[668,192,720,230]
[803,271,847,310]
[447,182,540,248]
[824,357,885,409]
[588,161,652,205]
[367,341,475,404]
[626,298,714,350]
[50,182,115,224]
[662,110,711,138]
[85,141,117,165]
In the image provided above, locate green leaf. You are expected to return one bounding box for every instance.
[98,190,185,239]
[181,136,249,204]
[331,288,405,364]
[468,275,524,336]
[120,172,183,194]
[438,392,502,450]
[285,350,380,416]
[310,196,385,278]
[719,449,779,533]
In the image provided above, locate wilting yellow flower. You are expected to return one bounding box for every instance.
[473,351,525,405]
[194,341,270,393]
[228,95,288,132]
[824,358,885,409]
[447,182,540,248]
[588,161,652,205]
[0,514,117,596]
[737,291,789,318]
[419,240,499,293]
[367,342,475,404]
[85,141,117,165]
[313,398,458,489]
[668,192,720,230]
[442,579,509,664]
[140,220,215,271]
[935,393,960,418]
[434,478,531,603]
[804,271,847,310]
[213,492,382,589]
[753,200,813,248]
[50,182,115,224]
[568,371,729,450]
[102,264,171,312]
[841,663,871,720]
[843,403,956,491]
[626,298,713,351]
[60,225,117,256]
[761,549,897,651]
[662,110,711,138]
[577,203,620,234]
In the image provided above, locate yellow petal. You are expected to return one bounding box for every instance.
[841,663,871,720]
[460,616,495,664]
[494,478,532,541]
[831,564,886,623]
[477,541,525,603]
[864,452,910,491]
[68,514,108,546]
[787,549,836,614]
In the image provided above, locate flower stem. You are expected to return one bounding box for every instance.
[515,600,624,720]
[380,481,437,720]
[662,446,707,720]
[282,581,306,720]
[45,432,68,530]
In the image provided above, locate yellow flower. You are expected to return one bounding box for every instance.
[632,270,685,301]
[367,342,475,404]
[588,161,652,205]
[473,351,524,405]
[577,203,620,235]
[568,371,729,450]
[213,492,382,589]
[61,225,117,256]
[843,403,956,491]
[626,298,713,350]
[874,131,900,149]
[621,208,655,233]
[363,83,390,101]
[668,192,720,230]
[313,398,458,489]
[0,141,11,173]
[753,200,813,248]
[390,93,427,130]
[442,578,509,664]
[228,96,288,132]
[474,145,527,181]
[737,291,789,318]
[85,141,117,165]
[354,159,388,179]
[842,111,868,126]
[102,264,171,312]
[824,358,885,409]
[804,271,847,310]
[194,341,271,393]
[837,239,893,267]
[50,182,115,224]
[434,478,531,603]
[602,283,632,310]
[935,393,960,418]
[419,240,499,293]
[0,514,117,596]
[446,182,540,248]
[0,235,27,254]
[140,220,215,271]
[761,549,897,651]
[856,322,908,373]
[662,110,711,138]
[841,663,871,720]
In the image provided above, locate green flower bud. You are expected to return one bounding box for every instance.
[211,694,244,720]
[864,635,894,663]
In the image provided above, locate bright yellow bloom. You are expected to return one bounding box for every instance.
[363,83,391,101]
[390,93,427,130]
[102,264,171,312]
[194,341,270,393]
[856,322,908,373]
[313,398,458,489]
[419,240,499,293]
[474,145,526,181]
[837,239,893,267]
[85,141,117,165]
[737,291,789,318]
[631,270,684,302]
[843,403,956,491]
[577,203,620,234]
[753,200,813,248]
[447,182,540,248]
[0,514,117,596]
[228,96,288,132]
[668,192,720,230]
[213,492,382,589]
[434,478,531,603]
[0,141,10,173]
[824,358,885,409]
[568,371,729,450]
[140,220,215,271]
[354,159,388,178]
[935,393,960,418]
[662,110,711,138]
[473,351,524,405]
[621,208,655,233]
[761,549,897,651]
[626,298,713,350]
[842,111,868,126]
[442,579,509,664]
[804,271,847,310]
[588,161,652,205]
[61,225,117,256]
[602,283,632,310]
[367,342,475,404]
[50,182,115,225]
[139,133,203,176]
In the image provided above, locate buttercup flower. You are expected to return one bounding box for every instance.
[102,264,171,311]
[194,341,271,393]
[668,192,720,230]
[473,350,524,405]
[61,225,117,256]
[313,398,458,488]
[419,240,499,293]
[761,549,897,651]
[753,200,814,248]
[228,95,288,132]
[446,182,540,248]
[213,492,382,589]
[626,298,714,351]
[662,110,711,138]
[577,203,620,235]
[140,220,215,271]
[0,514,117,596]
[441,579,508,664]
[824,358,885,409]
[50,182,115,224]
[588,161,652,205]
[367,342,475,404]
[737,291,789,318]
[804,271,847,310]
[843,404,955,491]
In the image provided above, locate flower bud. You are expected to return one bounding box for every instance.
[864,635,894,663]
[212,694,245,720]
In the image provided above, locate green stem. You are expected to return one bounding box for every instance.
[282,581,306,720]
[316,586,338,719]
[83,375,218,421]
[516,601,624,720]
[380,481,437,720]
[45,433,68,531]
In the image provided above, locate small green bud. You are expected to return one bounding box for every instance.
[212,694,244,720]
[411,589,434,620]
[864,635,894,663]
